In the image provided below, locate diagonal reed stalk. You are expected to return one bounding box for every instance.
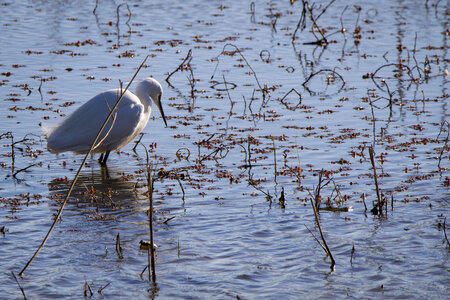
[310,197,335,269]
[19,55,149,276]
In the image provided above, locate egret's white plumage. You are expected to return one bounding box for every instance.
[45,77,167,165]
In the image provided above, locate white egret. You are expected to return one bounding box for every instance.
[44,77,167,165]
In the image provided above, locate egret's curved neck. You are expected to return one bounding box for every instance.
[135,83,153,113]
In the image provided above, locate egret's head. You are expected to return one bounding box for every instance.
[137,77,167,127]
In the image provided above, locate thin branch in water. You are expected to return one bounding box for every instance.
[84,280,93,297]
[97,282,110,295]
[272,137,277,184]
[350,244,355,265]
[309,197,335,269]
[368,146,383,215]
[13,163,37,178]
[223,74,234,113]
[212,43,268,101]
[166,49,192,85]
[361,193,367,212]
[279,88,302,110]
[11,272,26,300]
[176,177,185,202]
[292,0,307,41]
[93,0,98,14]
[19,56,150,276]
[278,187,286,208]
[302,68,345,95]
[116,3,132,27]
[304,224,327,252]
[302,1,335,46]
[132,133,145,153]
[147,168,156,283]
[142,143,157,282]
[116,233,123,259]
[443,217,450,250]
[437,121,449,172]
[249,2,255,23]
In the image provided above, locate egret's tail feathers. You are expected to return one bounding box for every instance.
[42,123,57,138]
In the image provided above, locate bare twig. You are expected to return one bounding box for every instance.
[166,49,192,84]
[116,233,123,259]
[292,0,307,41]
[132,133,145,153]
[13,163,37,178]
[212,43,268,101]
[302,68,345,94]
[19,56,149,276]
[304,224,326,252]
[278,187,286,208]
[310,197,335,268]
[11,272,26,299]
[142,143,157,282]
[443,217,450,249]
[272,138,277,183]
[368,146,382,215]
[93,0,98,14]
[97,282,110,294]
[437,121,449,172]
[116,3,132,27]
[84,280,93,297]
[147,168,156,282]
[279,88,302,110]
[223,75,234,112]
[350,244,355,265]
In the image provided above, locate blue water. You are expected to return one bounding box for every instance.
[0,0,448,298]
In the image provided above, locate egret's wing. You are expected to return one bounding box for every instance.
[47,89,143,154]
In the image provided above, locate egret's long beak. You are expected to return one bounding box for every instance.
[156,94,167,127]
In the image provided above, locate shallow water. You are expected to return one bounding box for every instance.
[0,0,449,298]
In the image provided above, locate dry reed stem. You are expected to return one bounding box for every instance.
[350,244,355,265]
[84,280,93,297]
[444,217,450,250]
[309,198,336,269]
[272,138,277,184]
[304,224,327,253]
[437,121,449,172]
[93,0,98,14]
[115,233,123,259]
[11,272,26,299]
[97,282,110,294]
[142,142,157,282]
[148,174,156,282]
[368,146,382,213]
[18,55,149,276]
[166,49,192,84]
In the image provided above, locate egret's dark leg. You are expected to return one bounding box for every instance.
[99,151,110,166]
[98,153,104,164]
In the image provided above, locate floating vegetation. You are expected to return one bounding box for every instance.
[0,0,448,298]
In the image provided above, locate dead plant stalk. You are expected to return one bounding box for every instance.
[368,146,382,211]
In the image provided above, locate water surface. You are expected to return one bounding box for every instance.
[0,0,449,298]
